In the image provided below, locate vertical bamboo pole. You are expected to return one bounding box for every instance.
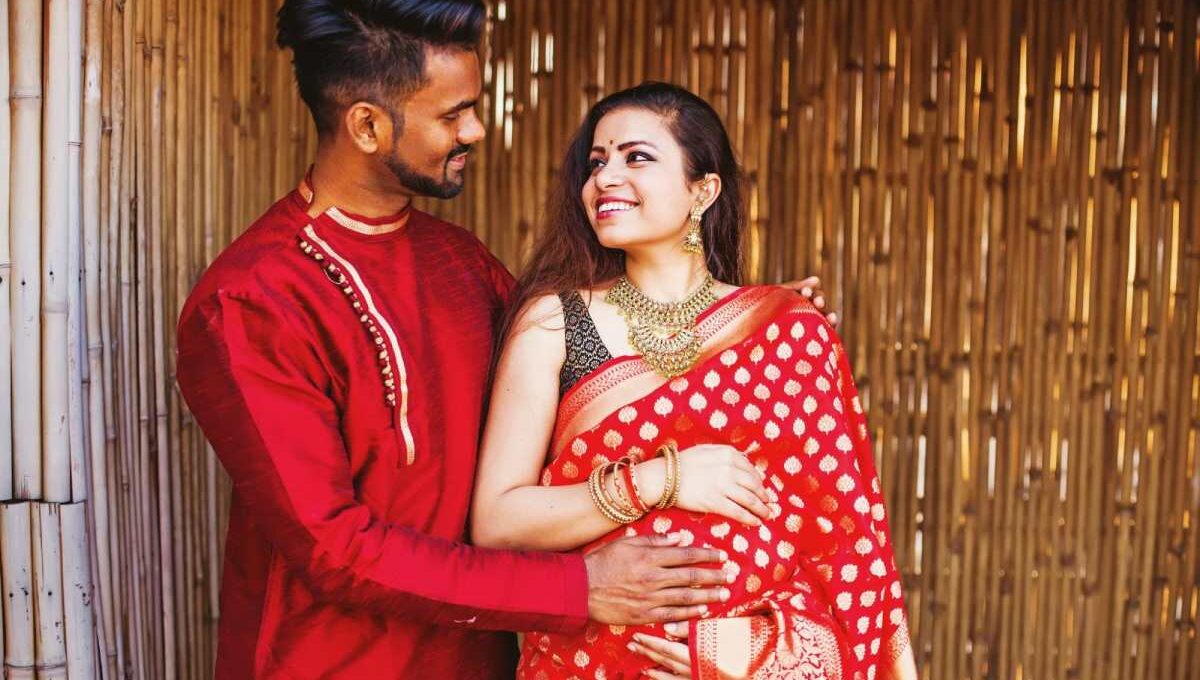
[67,0,88,502]
[2,503,35,679]
[0,0,12,502]
[84,0,117,672]
[148,0,178,672]
[32,503,67,679]
[42,0,73,503]
[61,502,96,678]
[9,0,43,500]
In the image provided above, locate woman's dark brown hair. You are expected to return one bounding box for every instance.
[501,81,746,342]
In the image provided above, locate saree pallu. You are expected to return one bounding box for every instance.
[517,286,913,680]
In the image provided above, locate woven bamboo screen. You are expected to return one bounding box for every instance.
[1,0,1197,678]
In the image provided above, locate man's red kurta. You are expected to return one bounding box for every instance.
[175,183,588,679]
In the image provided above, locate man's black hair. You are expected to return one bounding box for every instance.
[276,1,486,135]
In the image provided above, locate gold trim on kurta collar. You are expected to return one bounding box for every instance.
[297,172,411,235]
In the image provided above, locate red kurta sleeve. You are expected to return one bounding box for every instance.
[176,287,588,633]
[480,243,517,307]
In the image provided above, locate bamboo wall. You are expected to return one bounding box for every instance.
[1,0,1197,678]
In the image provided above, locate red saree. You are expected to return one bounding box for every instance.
[518,286,913,680]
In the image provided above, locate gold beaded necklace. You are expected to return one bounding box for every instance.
[605,273,717,378]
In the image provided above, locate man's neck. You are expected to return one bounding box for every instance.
[306,150,413,223]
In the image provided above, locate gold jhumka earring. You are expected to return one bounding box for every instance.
[683,197,706,254]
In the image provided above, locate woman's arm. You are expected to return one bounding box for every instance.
[471,295,772,552]
[472,295,634,551]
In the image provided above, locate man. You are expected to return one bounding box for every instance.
[176,2,833,678]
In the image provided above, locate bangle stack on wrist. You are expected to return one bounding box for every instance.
[588,458,642,524]
[587,442,682,523]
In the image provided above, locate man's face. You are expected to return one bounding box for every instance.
[383,48,485,199]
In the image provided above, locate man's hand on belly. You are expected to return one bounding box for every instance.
[583,533,733,625]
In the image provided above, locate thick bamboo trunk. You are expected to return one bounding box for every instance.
[42,0,73,503]
[2,503,35,679]
[9,0,43,500]
[0,0,12,503]
[66,0,88,502]
[31,503,67,679]
[61,502,97,678]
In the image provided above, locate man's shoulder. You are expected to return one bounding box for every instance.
[182,194,309,315]
[409,209,496,252]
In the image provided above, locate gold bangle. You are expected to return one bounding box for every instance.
[587,464,619,524]
[667,449,682,509]
[625,458,649,513]
[608,459,640,517]
[655,442,680,510]
[590,463,640,524]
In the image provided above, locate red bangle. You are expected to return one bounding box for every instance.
[622,458,649,513]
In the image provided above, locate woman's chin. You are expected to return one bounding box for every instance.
[592,228,635,251]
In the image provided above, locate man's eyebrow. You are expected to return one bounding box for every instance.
[444,98,477,114]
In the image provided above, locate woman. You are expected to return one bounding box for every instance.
[472,82,917,680]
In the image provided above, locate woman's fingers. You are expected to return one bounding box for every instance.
[728,485,772,520]
[717,498,762,527]
[645,669,688,680]
[662,621,690,639]
[734,468,771,503]
[630,633,691,676]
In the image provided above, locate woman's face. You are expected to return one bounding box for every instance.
[581,107,710,253]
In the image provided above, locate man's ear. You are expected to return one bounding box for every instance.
[343,101,393,154]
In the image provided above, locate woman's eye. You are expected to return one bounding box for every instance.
[627,151,654,163]
[587,157,606,171]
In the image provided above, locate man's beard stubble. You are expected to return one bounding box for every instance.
[383,143,472,200]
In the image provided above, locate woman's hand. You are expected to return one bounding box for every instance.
[639,444,770,526]
[631,622,691,679]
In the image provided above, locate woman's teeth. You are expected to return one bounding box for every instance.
[598,201,636,213]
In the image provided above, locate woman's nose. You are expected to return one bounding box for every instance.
[594,162,624,188]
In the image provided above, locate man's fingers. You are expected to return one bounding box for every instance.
[779,276,821,293]
[652,545,725,567]
[656,563,731,588]
[628,533,683,548]
[654,586,729,608]
[646,604,709,623]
